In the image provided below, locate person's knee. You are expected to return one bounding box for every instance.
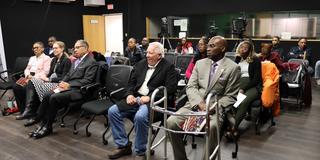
[108,105,119,118]
[166,116,177,130]
[134,113,148,124]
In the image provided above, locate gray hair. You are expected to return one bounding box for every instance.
[149,42,164,57]
[76,39,89,49]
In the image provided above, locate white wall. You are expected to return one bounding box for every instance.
[0,20,8,78]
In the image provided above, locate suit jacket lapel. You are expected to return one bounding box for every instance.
[148,59,163,82]
[70,54,89,76]
[136,62,149,87]
[205,57,226,94]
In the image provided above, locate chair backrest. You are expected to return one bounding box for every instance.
[164,52,177,65]
[104,65,133,97]
[13,57,29,73]
[288,58,309,66]
[111,56,131,65]
[225,52,236,61]
[175,55,193,74]
[95,61,109,84]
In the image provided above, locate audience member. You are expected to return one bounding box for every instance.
[233,41,262,136]
[175,37,193,55]
[14,42,51,120]
[23,41,72,127]
[107,42,177,159]
[288,38,313,74]
[271,36,285,61]
[259,43,286,73]
[167,36,240,160]
[28,40,98,139]
[139,37,149,55]
[288,38,312,63]
[124,38,144,66]
[44,36,57,57]
[185,36,208,80]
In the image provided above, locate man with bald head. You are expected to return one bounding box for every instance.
[167,36,241,160]
[124,37,144,66]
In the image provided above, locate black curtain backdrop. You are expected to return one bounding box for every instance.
[1,0,319,69]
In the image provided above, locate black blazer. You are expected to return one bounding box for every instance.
[117,58,177,111]
[235,56,262,93]
[62,54,98,88]
[124,47,144,66]
[48,54,71,83]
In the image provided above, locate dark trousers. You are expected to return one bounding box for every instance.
[40,89,82,128]
[12,83,26,113]
[235,77,259,129]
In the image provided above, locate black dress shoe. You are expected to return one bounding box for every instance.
[28,126,43,137]
[24,118,39,127]
[33,126,52,139]
[16,113,35,120]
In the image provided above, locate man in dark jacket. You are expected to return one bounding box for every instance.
[107,42,177,159]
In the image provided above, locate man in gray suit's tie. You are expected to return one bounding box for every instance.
[167,36,241,160]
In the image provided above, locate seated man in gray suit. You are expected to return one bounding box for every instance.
[29,40,98,139]
[167,36,241,160]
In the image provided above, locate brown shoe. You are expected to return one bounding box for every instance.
[108,142,132,159]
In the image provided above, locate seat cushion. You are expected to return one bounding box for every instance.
[82,99,114,115]
[0,81,14,89]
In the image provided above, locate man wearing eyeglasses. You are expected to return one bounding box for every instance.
[14,41,51,120]
[28,40,98,139]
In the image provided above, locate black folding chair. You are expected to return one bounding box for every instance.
[164,52,177,65]
[0,57,29,99]
[73,65,133,144]
[59,61,107,127]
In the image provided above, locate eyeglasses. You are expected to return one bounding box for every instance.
[73,46,85,50]
[32,46,40,50]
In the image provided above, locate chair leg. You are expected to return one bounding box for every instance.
[255,114,261,135]
[127,125,134,138]
[85,114,96,137]
[102,114,109,145]
[73,110,85,135]
[0,89,7,99]
[60,106,71,127]
[232,136,238,158]
[191,135,197,149]
[182,134,188,145]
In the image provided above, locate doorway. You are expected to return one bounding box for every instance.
[105,13,123,56]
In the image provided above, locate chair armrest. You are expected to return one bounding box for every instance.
[10,71,24,81]
[109,88,126,103]
[80,83,101,94]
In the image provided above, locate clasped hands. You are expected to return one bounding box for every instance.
[195,101,215,114]
[53,81,70,93]
[126,95,150,106]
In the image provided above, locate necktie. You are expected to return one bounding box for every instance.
[74,59,81,69]
[208,62,217,87]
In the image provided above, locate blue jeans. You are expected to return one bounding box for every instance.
[108,104,149,155]
[315,60,320,79]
